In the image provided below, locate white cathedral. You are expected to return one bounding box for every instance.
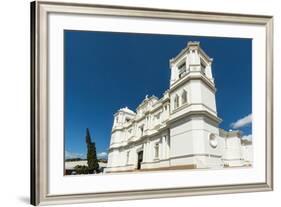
[105,42,252,173]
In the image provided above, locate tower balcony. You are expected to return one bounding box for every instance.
[170,71,216,94]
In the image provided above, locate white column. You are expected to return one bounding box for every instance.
[133,147,137,168]
[146,141,150,162]
[170,64,177,86]
[164,136,167,159]
[149,114,152,130]
[161,136,166,159]
[145,116,149,130]
[166,136,170,158]
[143,142,147,162]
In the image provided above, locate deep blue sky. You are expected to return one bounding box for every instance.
[64,30,252,159]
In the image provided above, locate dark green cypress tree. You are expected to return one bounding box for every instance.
[87,142,95,173]
[85,128,99,173]
[86,128,91,145]
[92,142,99,172]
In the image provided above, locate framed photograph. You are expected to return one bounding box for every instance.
[31,0,273,205]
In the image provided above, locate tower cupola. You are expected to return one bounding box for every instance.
[113,107,135,128]
[169,41,214,86]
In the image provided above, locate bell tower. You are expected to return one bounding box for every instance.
[169,41,217,117]
[168,41,223,169]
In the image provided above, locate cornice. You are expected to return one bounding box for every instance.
[109,125,169,151]
[167,110,222,126]
[198,47,213,63]
[171,102,217,116]
[170,47,188,64]
[170,71,216,93]
[170,42,213,65]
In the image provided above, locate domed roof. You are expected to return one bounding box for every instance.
[119,107,135,115]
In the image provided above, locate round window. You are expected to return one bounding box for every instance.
[209,133,218,148]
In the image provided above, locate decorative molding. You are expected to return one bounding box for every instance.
[170,71,216,93]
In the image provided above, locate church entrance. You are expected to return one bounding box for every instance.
[137,151,143,170]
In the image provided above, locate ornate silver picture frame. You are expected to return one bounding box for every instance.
[31,0,273,205]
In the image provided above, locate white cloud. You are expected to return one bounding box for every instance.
[65,150,85,159]
[242,134,252,141]
[230,114,252,129]
[97,152,108,159]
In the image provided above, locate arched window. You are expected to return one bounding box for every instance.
[174,94,179,109]
[181,90,187,104]
[178,62,186,78]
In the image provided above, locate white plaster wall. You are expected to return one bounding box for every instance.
[109,133,115,145]
[170,82,190,110]
[146,138,159,162]
[107,152,112,167]
[170,156,195,166]
[110,132,170,170]
[151,109,162,128]
[242,145,253,165]
[169,117,223,168]
[200,81,217,113]
[189,80,203,104]
[112,130,122,143]
[205,64,213,81]
[161,104,170,121]
[142,160,170,169]
[170,79,216,117]
[129,146,136,166]
[202,122,222,155]
[190,129,207,154]
[111,149,121,167]
[119,150,125,166]
[222,137,244,166]
[170,119,194,157]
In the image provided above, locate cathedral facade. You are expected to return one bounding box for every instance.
[105,42,252,173]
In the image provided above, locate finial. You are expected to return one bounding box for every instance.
[187,41,200,48]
